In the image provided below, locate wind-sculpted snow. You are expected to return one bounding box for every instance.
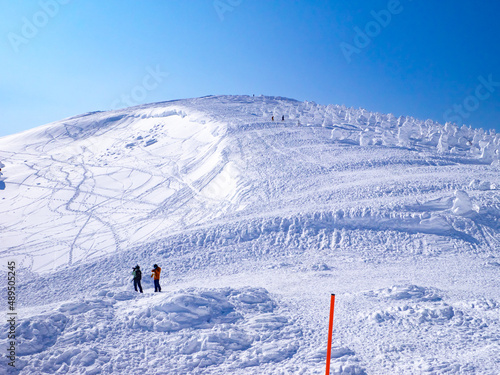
[0,95,499,373]
[364,285,443,302]
[351,285,500,373]
[0,287,305,374]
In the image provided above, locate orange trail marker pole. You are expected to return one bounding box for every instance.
[325,294,335,375]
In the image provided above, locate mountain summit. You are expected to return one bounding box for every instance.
[1,95,498,273]
[0,95,499,374]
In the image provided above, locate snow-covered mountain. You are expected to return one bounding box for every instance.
[0,95,499,374]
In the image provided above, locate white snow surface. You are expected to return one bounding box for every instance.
[0,95,499,374]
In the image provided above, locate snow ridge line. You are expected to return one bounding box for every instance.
[143,206,494,259]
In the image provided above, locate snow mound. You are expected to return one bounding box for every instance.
[368,303,458,325]
[352,285,500,372]
[451,190,474,216]
[365,284,442,302]
[469,179,496,190]
[306,347,366,375]
[3,287,302,374]
[468,298,499,311]
[130,288,275,332]
[14,314,70,357]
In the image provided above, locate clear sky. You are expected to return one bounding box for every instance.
[1,0,500,136]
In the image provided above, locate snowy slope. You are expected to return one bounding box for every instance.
[0,95,499,374]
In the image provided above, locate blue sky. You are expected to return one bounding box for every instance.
[1,0,499,136]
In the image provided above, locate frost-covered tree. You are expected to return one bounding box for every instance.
[0,161,4,186]
[437,134,449,153]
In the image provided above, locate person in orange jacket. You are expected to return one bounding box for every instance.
[151,264,161,292]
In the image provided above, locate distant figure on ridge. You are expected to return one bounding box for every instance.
[151,264,162,292]
[282,115,284,121]
[272,116,274,121]
[132,265,143,293]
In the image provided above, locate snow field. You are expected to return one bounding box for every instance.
[0,95,499,373]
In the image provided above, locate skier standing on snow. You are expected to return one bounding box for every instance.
[282,115,284,121]
[272,116,274,121]
[151,264,162,292]
[132,265,143,293]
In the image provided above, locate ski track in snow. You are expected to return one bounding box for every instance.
[0,95,499,374]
